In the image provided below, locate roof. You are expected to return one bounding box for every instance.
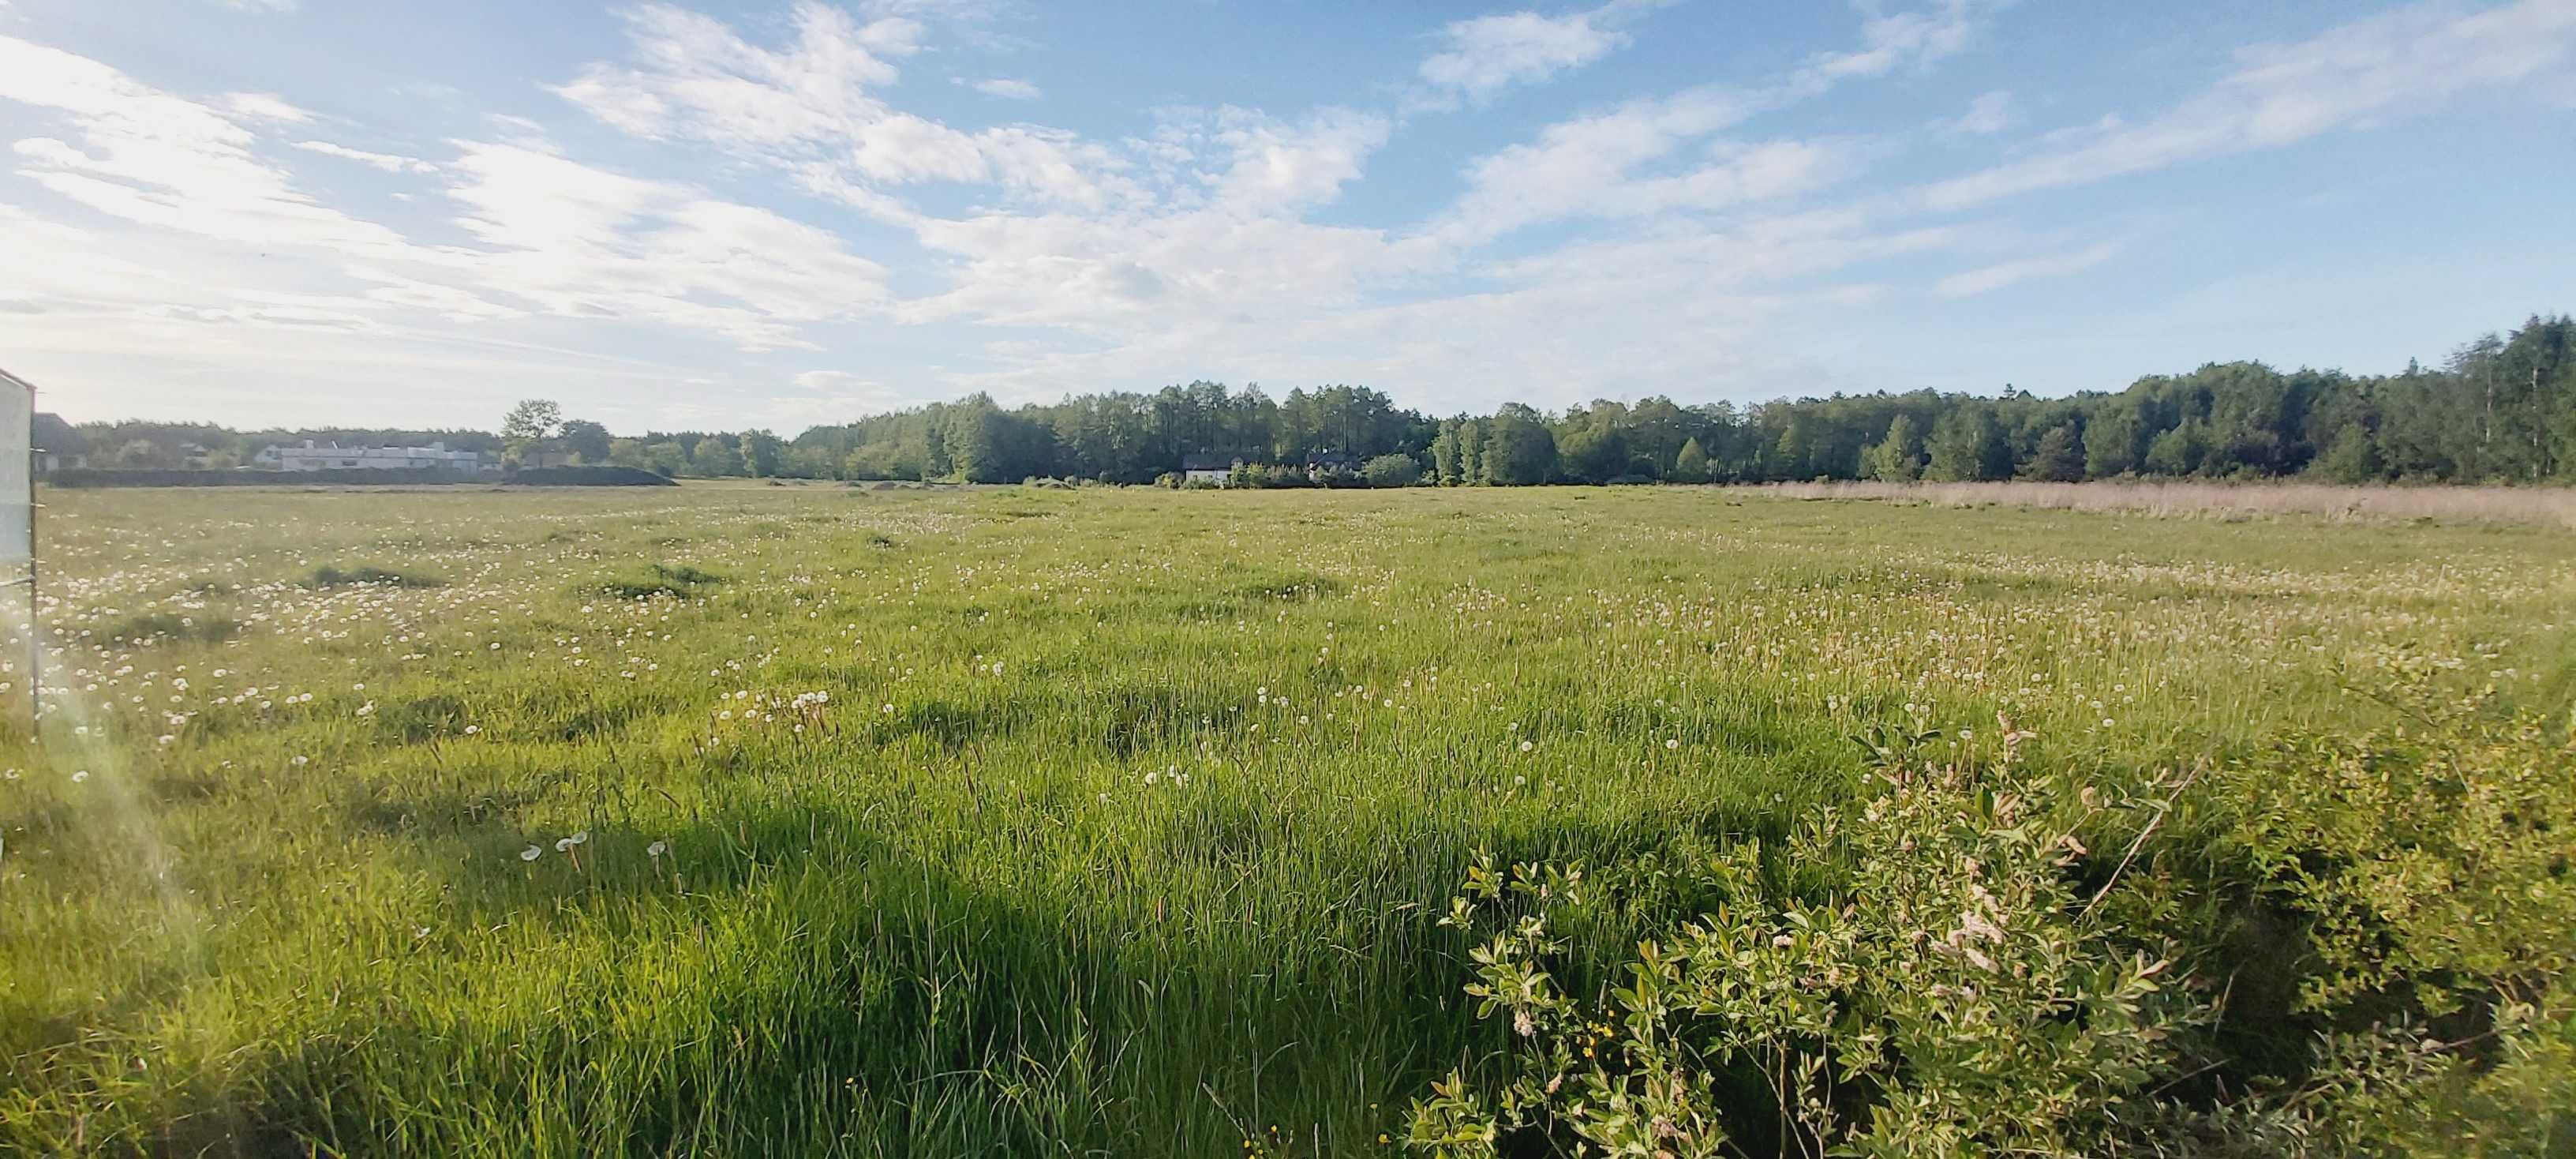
[1181,453,1235,471]
[32,413,88,455]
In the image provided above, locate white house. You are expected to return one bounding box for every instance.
[1181,453,1237,486]
[256,440,485,474]
[32,413,88,474]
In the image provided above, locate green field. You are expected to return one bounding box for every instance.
[6,484,2573,1155]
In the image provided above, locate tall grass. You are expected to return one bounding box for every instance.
[1750,478,2576,527]
[3,484,2570,1153]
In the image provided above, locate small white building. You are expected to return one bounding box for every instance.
[1181,453,1237,486]
[32,413,89,474]
[256,440,485,474]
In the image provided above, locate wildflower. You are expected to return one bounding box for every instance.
[463,725,480,736]
[1664,738,1679,749]
[71,770,89,783]
[520,845,542,861]
[647,840,668,858]
[1518,740,1533,752]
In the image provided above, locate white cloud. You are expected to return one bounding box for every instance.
[1795,0,1978,86]
[290,140,439,174]
[1936,242,2119,297]
[0,36,417,254]
[1418,2,1642,103]
[1943,89,2013,134]
[1922,0,2576,210]
[969,77,1041,100]
[0,37,899,362]
[439,141,893,347]
[1434,87,1844,243]
[216,92,311,122]
[556,1,1135,211]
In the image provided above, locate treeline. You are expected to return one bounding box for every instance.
[73,313,2575,486]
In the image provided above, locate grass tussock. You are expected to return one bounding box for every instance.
[310,564,447,588]
[597,561,726,600]
[91,610,239,645]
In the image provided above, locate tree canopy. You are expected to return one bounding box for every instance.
[71,313,2576,487]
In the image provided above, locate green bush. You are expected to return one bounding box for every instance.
[1407,669,2576,1156]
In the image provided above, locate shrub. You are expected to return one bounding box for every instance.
[506,465,676,486]
[1362,454,1423,488]
[1410,723,2190,1157]
[47,467,465,488]
[1405,667,2576,1156]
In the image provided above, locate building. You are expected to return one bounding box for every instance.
[32,413,88,474]
[1181,452,1238,486]
[255,440,485,474]
[1302,451,1357,479]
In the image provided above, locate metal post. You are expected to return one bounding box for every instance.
[23,390,34,720]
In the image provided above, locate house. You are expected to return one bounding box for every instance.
[1181,452,1238,486]
[32,413,88,474]
[256,439,485,474]
[1302,451,1357,479]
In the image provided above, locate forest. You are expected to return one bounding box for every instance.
[72,313,2576,487]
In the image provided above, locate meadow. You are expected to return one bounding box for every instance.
[4,482,2571,1156]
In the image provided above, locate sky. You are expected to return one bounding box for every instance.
[3,0,2572,434]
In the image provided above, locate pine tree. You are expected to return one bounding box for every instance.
[2020,425,2085,482]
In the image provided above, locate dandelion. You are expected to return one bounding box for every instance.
[1665,738,1679,749]
[292,755,309,767]
[647,840,668,858]
[71,770,89,783]
[1518,740,1533,752]
[520,845,542,861]
[463,725,480,736]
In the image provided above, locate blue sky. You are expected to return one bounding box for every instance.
[4,0,2571,433]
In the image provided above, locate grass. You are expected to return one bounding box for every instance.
[1753,478,2576,527]
[3,483,2571,1154]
